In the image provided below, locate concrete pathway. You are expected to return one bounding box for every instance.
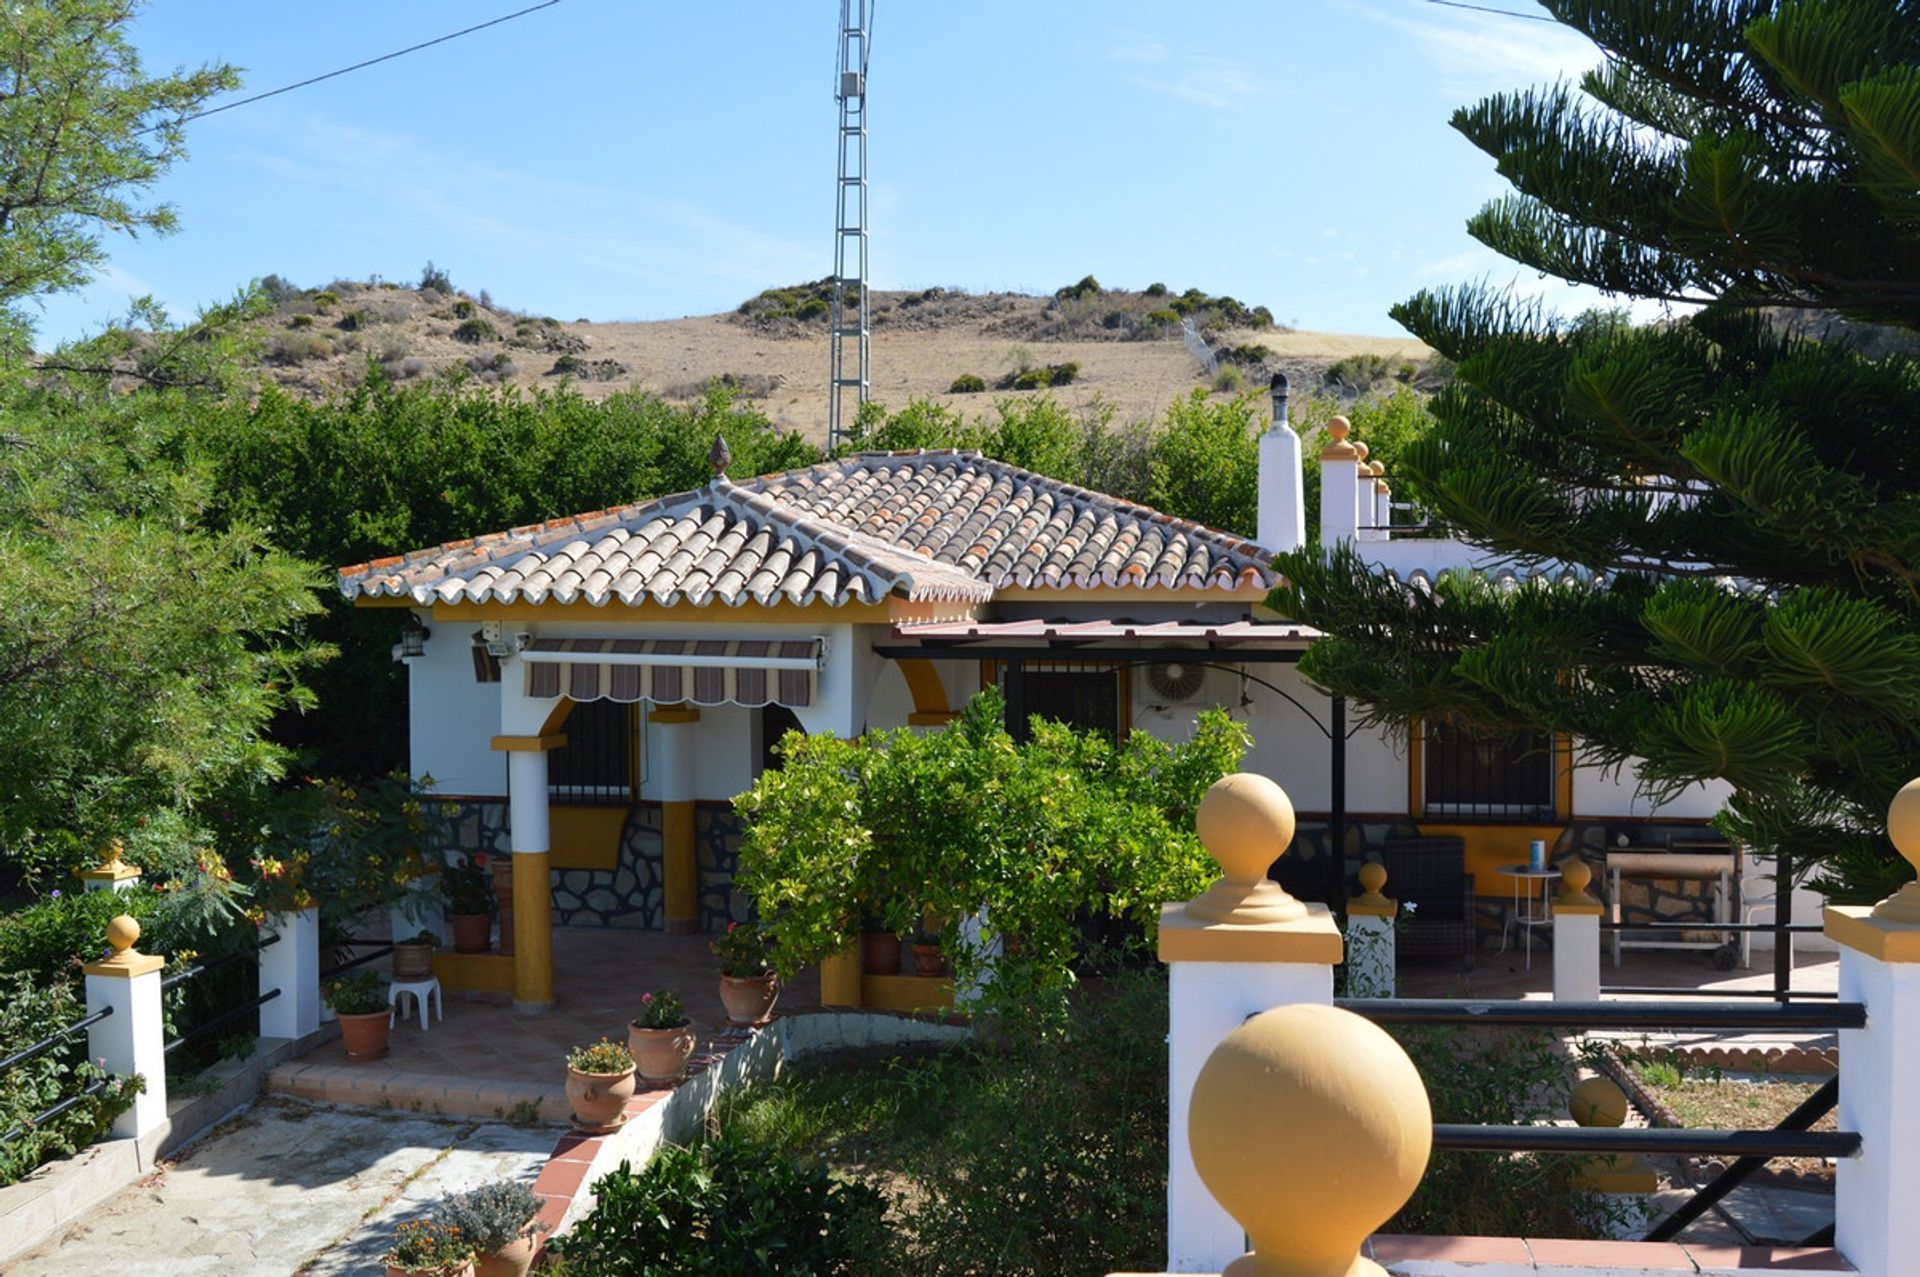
[11,1099,559,1277]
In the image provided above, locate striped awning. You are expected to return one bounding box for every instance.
[522,637,822,708]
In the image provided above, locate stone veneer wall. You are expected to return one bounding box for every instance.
[432,798,751,931]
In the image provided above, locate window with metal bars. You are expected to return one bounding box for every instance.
[548,700,636,805]
[999,662,1121,743]
[1422,722,1555,823]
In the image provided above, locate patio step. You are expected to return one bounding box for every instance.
[266,1061,571,1124]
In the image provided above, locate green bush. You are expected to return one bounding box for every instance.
[336,309,368,332]
[451,299,475,320]
[419,261,452,293]
[0,973,142,1186]
[1144,307,1179,326]
[948,372,986,393]
[546,1141,884,1276]
[287,314,313,329]
[266,331,329,364]
[1005,361,1080,391]
[311,290,338,309]
[1144,281,1168,297]
[1324,352,1394,391]
[1053,274,1101,302]
[1211,363,1245,393]
[450,317,497,344]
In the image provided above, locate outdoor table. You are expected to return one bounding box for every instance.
[1494,863,1560,971]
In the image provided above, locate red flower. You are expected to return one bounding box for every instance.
[727,922,738,933]
[473,852,488,867]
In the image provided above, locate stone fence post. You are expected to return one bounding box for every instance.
[258,906,321,1041]
[1827,779,1920,1277]
[1552,858,1603,1002]
[1159,773,1342,1272]
[1345,863,1396,998]
[82,915,167,1141]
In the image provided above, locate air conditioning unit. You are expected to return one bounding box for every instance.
[1143,658,1208,705]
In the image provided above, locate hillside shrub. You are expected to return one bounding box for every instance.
[947,372,986,394]
[311,290,338,309]
[1144,281,1168,297]
[287,314,313,329]
[1211,364,1245,393]
[545,1141,884,1276]
[450,317,497,344]
[0,974,143,1187]
[266,331,328,364]
[1054,274,1101,302]
[336,309,368,332]
[735,279,836,327]
[419,261,452,293]
[451,299,475,320]
[1004,361,1079,391]
[1324,352,1393,391]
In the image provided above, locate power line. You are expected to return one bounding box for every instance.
[1420,0,1558,22]
[143,0,565,133]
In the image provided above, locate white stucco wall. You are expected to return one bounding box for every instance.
[407,617,506,797]
[1571,745,1730,820]
[1239,666,1407,814]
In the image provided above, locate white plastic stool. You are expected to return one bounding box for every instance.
[388,976,442,1029]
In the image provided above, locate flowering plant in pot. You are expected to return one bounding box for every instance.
[325,971,391,1062]
[435,1180,547,1277]
[393,928,441,979]
[385,1219,475,1277]
[441,857,494,953]
[564,1038,636,1132]
[710,921,779,1026]
[907,923,946,977]
[627,988,696,1085]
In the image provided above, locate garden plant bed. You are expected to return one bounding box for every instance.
[1607,1047,1837,1187]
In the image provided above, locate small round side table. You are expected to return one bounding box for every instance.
[1495,864,1561,971]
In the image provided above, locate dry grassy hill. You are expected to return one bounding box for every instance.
[248,275,1433,443]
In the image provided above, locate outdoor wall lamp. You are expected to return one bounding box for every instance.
[396,612,431,660]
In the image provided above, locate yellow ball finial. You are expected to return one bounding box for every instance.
[1190,1004,1431,1277]
[1353,440,1371,462]
[1569,1076,1628,1128]
[1319,417,1359,462]
[1358,862,1387,897]
[106,915,140,955]
[1878,779,1920,923]
[1327,417,1350,443]
[1186,773,1305,925]
[1562,859,1592,894]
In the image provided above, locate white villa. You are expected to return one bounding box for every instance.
[338,378,1808,1012]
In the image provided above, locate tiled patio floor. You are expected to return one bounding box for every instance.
[271,928,820,1121]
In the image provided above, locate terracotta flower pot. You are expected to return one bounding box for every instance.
[718,971,780,1026]
[628,1023,697,1084]
[474,1234,536,1277]
[910,943,946,977]
[565,1065,636,1131]
[449,912,492,954]
[393,942,435,979]
[861,930,901,975]
[387,1264,474,1277]
[338,1009,392,1061]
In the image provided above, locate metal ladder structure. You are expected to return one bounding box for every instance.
[827,0,873,451]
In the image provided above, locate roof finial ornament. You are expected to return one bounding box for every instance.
[708,432,732,481]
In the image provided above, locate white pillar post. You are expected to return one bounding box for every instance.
[83,916,167,1141]
[651,704,702,933]
[507,745,555,1011]
[76,840,142,894]
[257,906,321,1041]
[1160,774,1342,1273]
[1345,863,1396,998]
[1317,418,1361,547]
[1553,859,1603,1002]
[1826,781,1920,1277]
[1255,373,1305,554]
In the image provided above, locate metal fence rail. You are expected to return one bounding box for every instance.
[1431,1125,1858,1159]
[0,1075,115,1146]
[1334,998,1865,1030]
[0,1005,112,1076]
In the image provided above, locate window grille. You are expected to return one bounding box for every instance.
[999,662,1121,742]
[1422,723,1555,823]
[548,700,636,805]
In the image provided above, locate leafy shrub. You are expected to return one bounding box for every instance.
[266,331,329,364]
[464,352,516,379]
[1004,361,1079,391]
[311,290,339,309]
[546,1141,885,1276]
[0,973,143,1186]
[434,1178,545,1252]
[1211,363,1245,393]
[548,354,627,381]
[287,314,314,330]
[259,274,302,303]
[441,857,491,914]
[1053,274,1101,302]
[1101,309,1130,330]
[1144,307,1179,326]
[1324,352,1394,391]
[451,317,497,344]
[734,279,836,327]
[451,299,475,320]
[335,309,368,332]
[709,921,771,978]
[947,372,986,393]
[419,261,452,293]
[375,331,412,363]
[1220,343,1272,367]
[794,297,828,321]
[1144,281,1168,297]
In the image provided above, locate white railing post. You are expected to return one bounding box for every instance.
[1317,418,1362,547]
[258,906,321,1041]
[1553,858,1603,1002]
[76,840,141,894]
[1827,781,1920,1277]
[1160,774,1341,1273]
[1345,862,1396,997]
[82,915,167,1141]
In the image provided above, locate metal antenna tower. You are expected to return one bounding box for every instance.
[828,0,873,450]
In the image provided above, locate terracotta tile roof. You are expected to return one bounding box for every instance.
[337,450,1277,609]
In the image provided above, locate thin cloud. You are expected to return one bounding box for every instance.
[1347,1,1601,98]
[1107,30,1264,110]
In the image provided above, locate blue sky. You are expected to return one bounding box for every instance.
[36,0,1616,347]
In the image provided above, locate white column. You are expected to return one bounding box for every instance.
[1553,860,1603,1002]
[1255,409,1305,554]
[1318,418,1361,547]
[258,907,321,1041]
[83,917,167,1141]
[1831,936,1919,1277]
[1160,773,1342,1273]
[509,749,551,853]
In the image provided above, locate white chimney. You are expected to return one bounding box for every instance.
[1256,373,1305,553]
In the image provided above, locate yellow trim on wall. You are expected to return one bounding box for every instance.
[426,599,892,624]
[860,973,955,1013]
[1407,728,1424,819]
[492,733,568,752]
[1825,906,1920,962]
[433,951,516,994]
[548,805,627,872]
[897,659,952,719]
[820,945,863,1007]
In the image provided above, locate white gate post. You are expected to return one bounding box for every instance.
[258,906,321,1041]
[1345,862,1396,998]
[83,915,167,1141]
[1552,858,1603,1002]
[1827,780,1920,1277]
[1160,774,1341,1273]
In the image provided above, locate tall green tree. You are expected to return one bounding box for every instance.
[0,0,237,360]
[1274,0,1920,900]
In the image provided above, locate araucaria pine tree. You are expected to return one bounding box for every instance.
[1274,0,1920,900]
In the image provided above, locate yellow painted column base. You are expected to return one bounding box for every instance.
[511,850,554,1012]
[820,944,862,1007]
[663,800,698,935]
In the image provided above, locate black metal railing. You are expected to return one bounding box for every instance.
[163,988,280,1056]
[161,931,279,991]
[161,932,281,1056]
[0,1006,118,1147]
[1644,1076,1841,1242]
[327,940,395,976]
[1335,998,1864,1031]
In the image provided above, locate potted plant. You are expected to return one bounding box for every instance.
[435,1180,547,1277]
[627,989,696,1085]
[442,857,494,953]
[565,1038,636,1132]
[859,895,907,976]
[711,921,779,1026]
[908,923,946,977]
[325,971,392,1061]
[385,1219,475,1277]
[393,928,441,979]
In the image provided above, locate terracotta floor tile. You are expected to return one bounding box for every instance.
[533,1158,590,1197]
[1527,1237,1695,1270]
[1684,1245,1853,1273]
[1370,1234,1533,1264]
